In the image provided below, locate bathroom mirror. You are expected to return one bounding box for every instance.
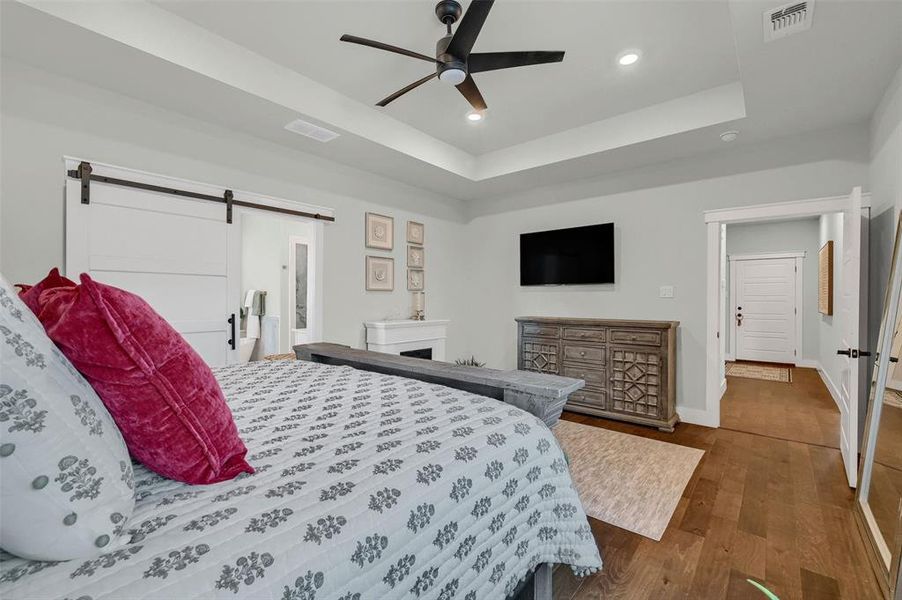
[856,211,902,599]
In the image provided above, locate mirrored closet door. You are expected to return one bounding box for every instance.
[857,212,902,599]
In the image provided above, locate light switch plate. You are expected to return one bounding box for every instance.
[659,285,674,298]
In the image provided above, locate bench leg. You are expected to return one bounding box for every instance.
[532,563,553,600]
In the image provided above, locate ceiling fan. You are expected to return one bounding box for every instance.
[340,0,565,111]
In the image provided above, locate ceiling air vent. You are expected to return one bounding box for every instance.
[763,0,814,42]
[284,118,340,143]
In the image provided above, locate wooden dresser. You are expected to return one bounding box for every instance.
[516,317,679,431]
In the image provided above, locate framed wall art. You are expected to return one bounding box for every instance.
[407,245,424,268]
[407,268,424,291]
[407,221,424,246]
[365,213,394,250]
[366,256,394,291]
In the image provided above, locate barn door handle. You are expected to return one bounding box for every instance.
[227,313,236,350]
[837,348,851,356]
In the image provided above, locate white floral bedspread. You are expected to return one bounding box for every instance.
[0,360,601,599]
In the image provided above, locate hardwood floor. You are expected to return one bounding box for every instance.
[552,372,880,599]
[721,365,841,449]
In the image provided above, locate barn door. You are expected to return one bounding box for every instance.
[65,161,240,367]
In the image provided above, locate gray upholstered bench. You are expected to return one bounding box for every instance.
[293,343,584,427]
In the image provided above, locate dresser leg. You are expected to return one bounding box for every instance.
[658,425,675,433]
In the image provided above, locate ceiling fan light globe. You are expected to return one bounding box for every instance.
[439,68,467,85]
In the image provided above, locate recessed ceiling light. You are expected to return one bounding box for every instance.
[467,111,484,122]
[720,130,739,142]
[617,51,640,66]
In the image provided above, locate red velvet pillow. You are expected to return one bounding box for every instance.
[16,267,76,316]
[35,274,252,484]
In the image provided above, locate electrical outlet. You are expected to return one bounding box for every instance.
[659,285,674,298]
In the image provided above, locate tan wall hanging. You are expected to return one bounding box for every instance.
[818,240,833,315]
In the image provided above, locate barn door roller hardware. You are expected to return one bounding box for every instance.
[67,161,335,223]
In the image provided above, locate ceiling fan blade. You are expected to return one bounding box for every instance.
[455,74,487,111]
[340,34,442,65]
[376,73,437,107]
[446,0,494,59]
[468,51,565,73]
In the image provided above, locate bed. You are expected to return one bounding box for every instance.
[0,359,602,599]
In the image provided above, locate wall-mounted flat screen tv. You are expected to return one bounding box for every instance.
[520,222,614,285]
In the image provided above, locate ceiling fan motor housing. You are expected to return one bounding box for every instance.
[435,0,462,25]
[436,34,467,83]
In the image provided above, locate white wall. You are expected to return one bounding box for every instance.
[818,213,845,399]
[0,61,470,361]
[462,145,869,418]
[724,218,821,363]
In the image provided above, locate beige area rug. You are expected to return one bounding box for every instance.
[552,420,703,541]
[726,361,792,383]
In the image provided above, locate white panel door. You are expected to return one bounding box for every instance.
[838,187,862,488]
[734,258,797,363]
[65,167,240,367]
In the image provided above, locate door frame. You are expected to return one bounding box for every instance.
[700,192,871,429]
[727,252,804,365]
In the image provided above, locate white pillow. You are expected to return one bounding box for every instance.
[0,274,135,560]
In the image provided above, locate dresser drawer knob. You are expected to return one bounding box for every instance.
[631,335,637,341]
[579,351,586,357]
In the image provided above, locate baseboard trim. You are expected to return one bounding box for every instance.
[816,363,843,412]
[795,358,819,368]
[678,406,719,428]
[720,378,727,398]
[725,353,735,362]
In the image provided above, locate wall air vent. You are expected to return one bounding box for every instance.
[763,0,814,42]
[284,118,340,143]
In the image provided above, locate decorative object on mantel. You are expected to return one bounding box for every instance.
[295,343,583,428]
[407,244,424,268]
[365,256,394,291]
[819,240,834,315]
[407,221,424,245]
[365,212,393,250]
[455,356,486,368]
[516,316,679,432]
[364,318,449,361]
[411,291,425,321]
[407,268,424,291]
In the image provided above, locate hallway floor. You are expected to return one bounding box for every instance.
[720,363,841,449]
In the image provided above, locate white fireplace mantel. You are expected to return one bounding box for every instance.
[364,319,449,361]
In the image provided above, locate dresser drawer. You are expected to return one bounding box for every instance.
[609,329,662,347]
[562,365,607,388]
[520,322,561,338]
[567,389,606,410]
[562,344,605,364]
[562,327,606,343]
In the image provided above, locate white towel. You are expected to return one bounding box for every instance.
[244,290,260,339]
